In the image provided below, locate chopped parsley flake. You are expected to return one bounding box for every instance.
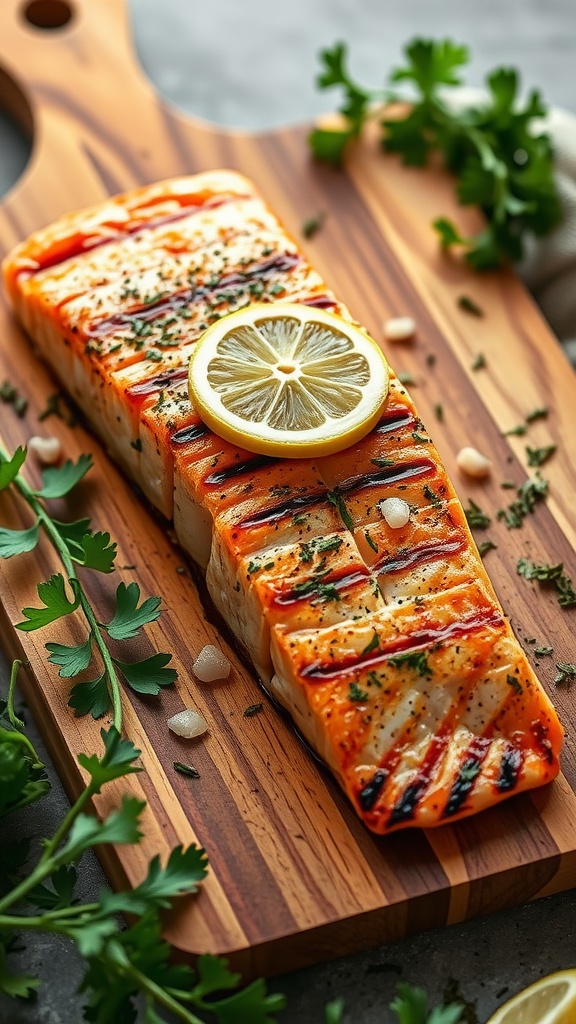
[503,423,527,436]
[534,645,553,657]
[517,557,576,608]
[525,407,549,423]
[362,631,380,655]
[173,761,200,779]
[497,473,548,529]
[434,403,443,421]
[478,539,497,557]
[302,212,325,238]
[367,670,382,688]
[388,650,433,676]
[371,457,395,468]
[244,703,264,717]
[397,371,416,386]
[364,531,379,553]
[423,484,441,507]
[327,489,354,531]
[458,294,484,317]
[525,444,556,467]
[506,673,523,695]
[555,663,576,685]
[349,682,369,702]
[471,353,486,371]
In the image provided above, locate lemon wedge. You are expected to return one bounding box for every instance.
[188,303,389,457]
[487,970,576,1024]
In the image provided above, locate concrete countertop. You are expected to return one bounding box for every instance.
[1,1,575,1020]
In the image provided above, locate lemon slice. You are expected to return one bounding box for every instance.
[188,303,389,457]
[487,970,576,1024]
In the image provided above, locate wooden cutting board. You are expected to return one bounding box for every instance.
[1,0,575,980]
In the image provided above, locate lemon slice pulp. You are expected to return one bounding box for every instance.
[188,303,389,457]
[487,970,576,1024]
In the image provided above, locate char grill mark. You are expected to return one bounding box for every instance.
[358,769,388,811]
[204,454,278,486]
[496,747,523,791]
[442,736,492,817]
[375,537,466,576]
[301,608,504,681]
[339,458,436,495]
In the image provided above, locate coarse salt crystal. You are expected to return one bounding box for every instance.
[379,496,411,529]
[456,446,491,479]
[167,709,208,738]
[193,644,231,682]
[383,317,416,342]
[28,435,62,465]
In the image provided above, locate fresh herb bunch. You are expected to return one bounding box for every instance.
[309,38,562,269]
[0,704,287,1022]
[0,444,176,731]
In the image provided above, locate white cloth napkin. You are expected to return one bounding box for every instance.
[450,87,576,366]
[519,106,576,366]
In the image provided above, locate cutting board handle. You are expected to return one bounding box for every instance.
[0,0,218,223]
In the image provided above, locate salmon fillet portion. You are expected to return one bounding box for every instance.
[2,170,563,834]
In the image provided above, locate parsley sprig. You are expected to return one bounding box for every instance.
[0,707,286,1021]
[0,445,175,730]
[309,38,561,269]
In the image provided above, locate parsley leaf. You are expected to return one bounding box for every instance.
[0,522,40,558]
[391,982,464,1024]
[46,637,93,677]
[114,653,177,696]
[309,42,372,165]
[68,673,111,719]
[105,582,162,640]
[59,795,145,863]
[77,727,141,792]
[16,574,80,632]
[0,446,26,491]
[76,531,117,573]
[362,631,380,655]
[0,946,40,1000]
[36,454,93,499]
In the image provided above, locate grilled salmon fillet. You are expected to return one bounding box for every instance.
[2,170,563,833]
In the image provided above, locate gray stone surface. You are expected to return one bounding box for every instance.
[0,1,575,1021]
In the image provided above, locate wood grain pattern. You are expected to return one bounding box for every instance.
[0,0,575,978]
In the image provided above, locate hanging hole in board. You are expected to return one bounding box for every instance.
[22,0,74,30]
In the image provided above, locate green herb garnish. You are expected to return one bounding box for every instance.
[0,445,175,730]
[349,682,369,702]
[398,371,416,386]
[362,631,380,655]
[388,650,433,675]
[503,423,527,437]
[327,488,354,530]
[302,212,326,238]
[534,645,553,657]
[371,457,395,468]
[471,353,486,371]
[555,663,576,685]
[174,761,201,779]
[364,530,379,553]
[506,673,523,695]
[525,407,549,423]
[477,539,497,557]
[309,38,560,269]
[517,557,576,608]
[244,702,264,717]
[457,295,483,317]
[525,444,556,467]
[464,499,491,529]
[497,473,548,529]
[423,484,441,507]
